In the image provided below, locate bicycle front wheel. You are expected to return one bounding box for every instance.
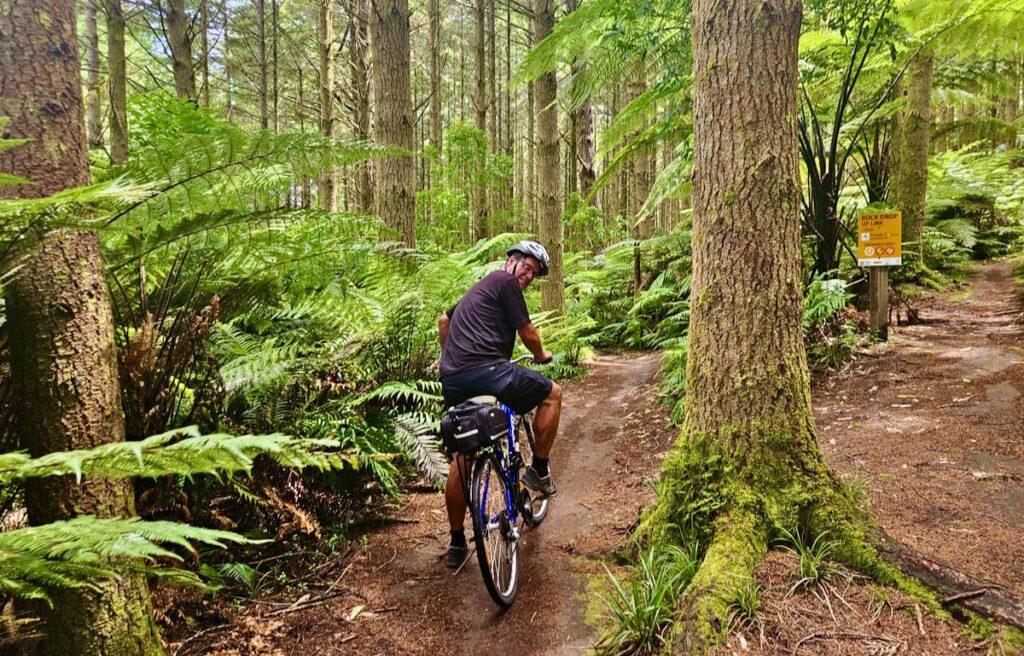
[470,452,520,607]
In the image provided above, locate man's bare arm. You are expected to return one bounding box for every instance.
[517,323,552,363]
[438,313,451,348]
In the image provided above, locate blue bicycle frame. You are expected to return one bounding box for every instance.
[477,401,524,529]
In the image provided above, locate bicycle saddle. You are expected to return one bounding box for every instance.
[467,395,498,406]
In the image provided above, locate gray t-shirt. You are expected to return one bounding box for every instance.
[440,270,531,377]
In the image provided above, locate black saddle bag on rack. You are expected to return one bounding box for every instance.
[439,401,508,454]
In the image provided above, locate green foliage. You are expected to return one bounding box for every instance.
[803,273,859,368]
[595,542,700,656]
[803,274,854,330]
[776,527,845,589]
[0,516,256,604]
[0,426,370,486]
[417,123,519,248]
[570,229,693,351]
[199,561,266,597]
[726,576,762,629]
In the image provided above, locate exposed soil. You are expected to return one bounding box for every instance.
[166,260,1024,656]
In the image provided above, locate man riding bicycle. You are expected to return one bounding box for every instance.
[437,240,563,568]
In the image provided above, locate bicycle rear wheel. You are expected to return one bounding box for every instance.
[470,452,519,607]
[517,417,550,526]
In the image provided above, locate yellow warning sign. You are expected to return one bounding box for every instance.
[857,210,902,266]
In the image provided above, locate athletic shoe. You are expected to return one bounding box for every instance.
[522,466,557,497]
[445,542,467,568]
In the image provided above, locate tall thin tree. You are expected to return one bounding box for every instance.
[533,0,564,312]
[371,0,417,246]
[106,0,128,163]
[319,0,337,210]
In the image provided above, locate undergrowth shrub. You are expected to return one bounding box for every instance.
[595,542,700,656]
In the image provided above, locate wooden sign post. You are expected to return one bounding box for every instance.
[857,210,902,340]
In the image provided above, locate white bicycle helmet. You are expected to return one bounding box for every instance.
[506,240,550,276]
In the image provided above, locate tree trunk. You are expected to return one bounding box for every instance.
[0,1,163,653]
[85,0,104,148]
[257,0,268,129]
[319,0,337,211]
[106,0,128,164]
[486,0,499,226]
[473,0,487,240]
[371,0,416,247]
[527,78,536,229]
[487,0,497,151]
[165,0,196,101]
[633,2,872,652]
[429,0,442,150]
[578,95,596,200]
[298,64,312,208]
[225,9,234,121]
[200,0,211,107]
[272,0,280,132]
[533,0,564,313]
[630,73,652,238]
[348,0,374,213]
[891,48,933,263]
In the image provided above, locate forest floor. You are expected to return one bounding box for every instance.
[164,260,1024,656]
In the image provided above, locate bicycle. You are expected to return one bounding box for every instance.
[452,355,551,607]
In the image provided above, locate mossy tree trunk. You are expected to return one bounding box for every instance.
[0,1,164,654]
[637,1,871,652]
[891,47,933,263]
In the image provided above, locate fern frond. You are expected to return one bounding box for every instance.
[0,426,370,485]
[390,414,447,487]
[0,516,258,604]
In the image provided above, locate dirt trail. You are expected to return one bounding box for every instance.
[180,351,677,656]
[816,261,1024,595]
[171,261,1024,656]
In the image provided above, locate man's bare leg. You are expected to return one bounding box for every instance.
[445,455,469,531]
[531,382,562,458]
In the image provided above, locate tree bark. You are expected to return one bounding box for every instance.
[272,0,280,132]
[578,95,596,200]
[165,0,196,101]
[371,0,416,246]
[0,1,163,653]
[85,0,104,148]
[473,0,487,240]
[200,0,211,107]
[527,77,536,228]
[891,48,933,263]
[632,2,863,651]
[429,0,443,150]
[106,0,128,164]
[347,0,374,213]
[319,0,337,211]
[533,0,564,313]
[257,0,268,129]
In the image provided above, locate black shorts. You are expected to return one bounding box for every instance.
[441,360,553,415]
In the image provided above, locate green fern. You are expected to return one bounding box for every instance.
[0,516,257,604]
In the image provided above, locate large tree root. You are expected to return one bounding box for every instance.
[872,527,1024,631]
